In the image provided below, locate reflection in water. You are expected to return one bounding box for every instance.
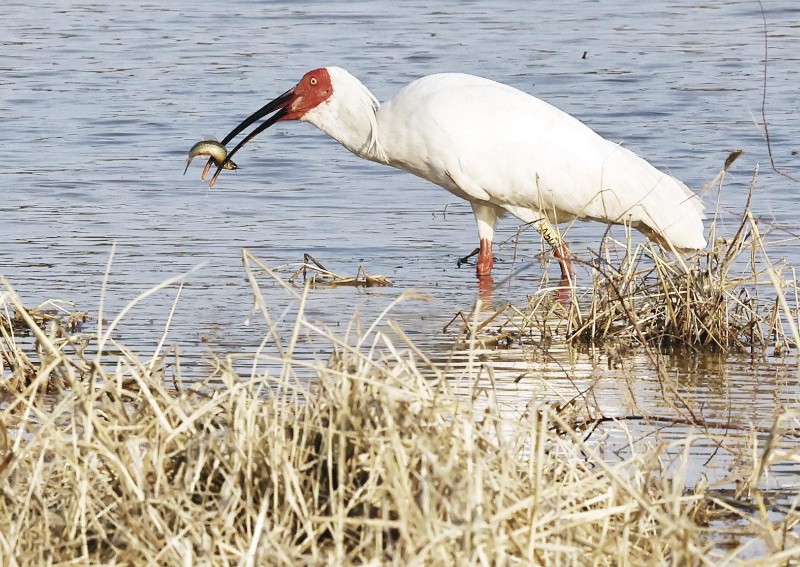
[477,275,494,306]
[439,333,798,480]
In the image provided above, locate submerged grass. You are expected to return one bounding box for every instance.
[1,254,799,565]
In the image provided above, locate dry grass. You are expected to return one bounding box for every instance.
[288,253,393,288]
[1,298,89,390]
[1,250,799,565]
[570,214,798,357]
[479,166,800,361]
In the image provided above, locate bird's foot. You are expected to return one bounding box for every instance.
[457,247,480,268]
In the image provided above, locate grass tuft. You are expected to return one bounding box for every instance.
[480,167,799,360]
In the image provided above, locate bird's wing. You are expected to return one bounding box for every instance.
[382,73,704,249]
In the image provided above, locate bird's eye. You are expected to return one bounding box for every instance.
[310,77,318,86]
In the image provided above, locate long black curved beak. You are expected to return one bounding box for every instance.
[208,88,295,187]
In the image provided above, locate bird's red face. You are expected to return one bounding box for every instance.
[208,68,334,186]
[283,68,333,120]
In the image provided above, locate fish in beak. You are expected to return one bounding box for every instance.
[207,88,295,187]
[204,68,334,187]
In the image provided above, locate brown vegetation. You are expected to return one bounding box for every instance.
[1,166,799,563]
[2,257,799,565]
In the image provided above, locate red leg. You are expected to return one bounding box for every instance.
[552,241,573,303]
[476,238,494,277]
[553,241,573,281]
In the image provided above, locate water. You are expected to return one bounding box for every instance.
[2,0,800,550]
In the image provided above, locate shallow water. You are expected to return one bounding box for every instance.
[3,0,800,549]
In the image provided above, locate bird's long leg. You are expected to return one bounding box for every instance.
[533,218,573,281]
[553,241,573,280]
[471,203,498,278]
[477,238,493,276]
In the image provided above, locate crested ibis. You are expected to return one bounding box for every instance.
[207,67,706,281]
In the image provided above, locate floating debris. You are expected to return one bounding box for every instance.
[289,254,392,288]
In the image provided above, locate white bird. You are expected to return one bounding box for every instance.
[208,67,706,281]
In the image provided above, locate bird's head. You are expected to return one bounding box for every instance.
[208,67,380,186]
[283,68,335,121]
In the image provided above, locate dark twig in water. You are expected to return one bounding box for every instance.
[584,413,800,440]
[757,0,800,183]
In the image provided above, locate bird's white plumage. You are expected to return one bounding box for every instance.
[303,67,705,252]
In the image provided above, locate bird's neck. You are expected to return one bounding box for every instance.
[301,86,388,164]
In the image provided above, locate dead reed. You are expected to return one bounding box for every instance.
[480,165,800,360]
[569,212,797,357]
[289,253,393,287]
[1,297,89,390]
[1,256,798,565]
